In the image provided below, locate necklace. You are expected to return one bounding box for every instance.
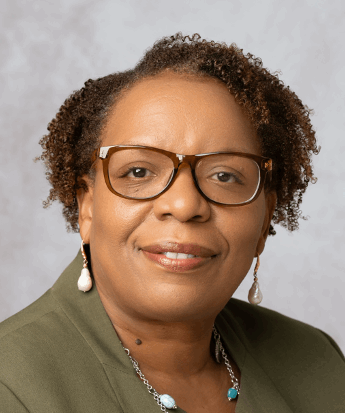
[122,325,240,411]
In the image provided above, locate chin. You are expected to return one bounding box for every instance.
[134,289,225,323]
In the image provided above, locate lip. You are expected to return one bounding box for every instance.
[141,242,217,258]
[140,242,218,273]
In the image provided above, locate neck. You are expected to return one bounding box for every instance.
[102,297,218,377]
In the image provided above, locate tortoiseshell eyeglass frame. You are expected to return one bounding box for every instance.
[91,145,273,206]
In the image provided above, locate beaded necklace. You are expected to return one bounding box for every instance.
[122,325,240,411]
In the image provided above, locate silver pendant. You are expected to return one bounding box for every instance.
[215,334,221,363]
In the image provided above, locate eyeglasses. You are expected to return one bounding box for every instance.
[94,145,272,206]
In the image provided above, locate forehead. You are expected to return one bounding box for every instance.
[101,73,260,155]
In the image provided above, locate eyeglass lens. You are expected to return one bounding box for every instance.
[107,148,260,204]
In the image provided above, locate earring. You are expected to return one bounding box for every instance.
[248,255,263,305]
[77,240,92,292]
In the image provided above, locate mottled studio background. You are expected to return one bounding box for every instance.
[1,0,344,352]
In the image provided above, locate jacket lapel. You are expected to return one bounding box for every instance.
[234,352,293,413]
[215,309,294,413]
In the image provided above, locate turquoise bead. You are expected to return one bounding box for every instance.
[227,388,238,400]
[160,394,176,409]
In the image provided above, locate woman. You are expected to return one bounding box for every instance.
[0,33,344,413]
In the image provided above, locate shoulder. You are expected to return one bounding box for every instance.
[0,252,93,376]
[219,300,345,412]
[0,282,80,355]
[0,290,67,406]
[0,252,90,387]
[0,288,78,379]
[222,297,345,362]
[0,257,120,412]
[0,289,59,341]
[0,251,84,353]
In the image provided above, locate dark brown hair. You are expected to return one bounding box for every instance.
[38,33,319,235]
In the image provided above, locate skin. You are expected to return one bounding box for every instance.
[77,72,276,413]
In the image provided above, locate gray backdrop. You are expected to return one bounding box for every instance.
[1,0,344,352]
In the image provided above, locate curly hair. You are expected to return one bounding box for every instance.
[38,33,319,235]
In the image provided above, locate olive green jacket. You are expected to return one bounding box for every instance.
[0,251,344,413]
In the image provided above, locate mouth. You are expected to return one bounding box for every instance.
[160,252,200,259]
[140,242,218,272]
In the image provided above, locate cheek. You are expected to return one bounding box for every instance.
[89,173,152,269]
[217,195,266,274]
[92,194,150,247]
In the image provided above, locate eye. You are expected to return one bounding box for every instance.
[212,172,242,184]
[124,167,154,178]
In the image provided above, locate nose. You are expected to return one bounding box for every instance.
[153,164,211,223]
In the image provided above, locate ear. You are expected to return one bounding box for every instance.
[76,176,94,244]
[256,190,277,256]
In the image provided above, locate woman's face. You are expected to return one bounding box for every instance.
[78,73,276,323]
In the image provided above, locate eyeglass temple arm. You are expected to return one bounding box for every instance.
[90,147,111,165]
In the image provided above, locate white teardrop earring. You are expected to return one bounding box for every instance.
[248,255,263,305]
[77,240,92,292]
